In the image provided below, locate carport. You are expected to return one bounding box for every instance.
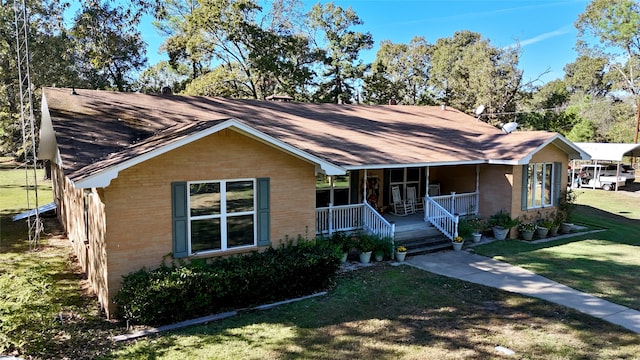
[571,143,640,191]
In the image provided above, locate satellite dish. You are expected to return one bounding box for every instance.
[501,122,518,134]
[475,104,485,116]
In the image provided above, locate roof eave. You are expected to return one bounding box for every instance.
[73,118,345,188]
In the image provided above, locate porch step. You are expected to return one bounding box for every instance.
[393,223,441,242]
[396,236,452,255]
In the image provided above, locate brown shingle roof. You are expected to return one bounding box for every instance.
[42,87,566,183]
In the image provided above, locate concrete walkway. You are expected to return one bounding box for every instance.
[406,250,640,333]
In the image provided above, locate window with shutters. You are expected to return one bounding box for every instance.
[188,179,256,253]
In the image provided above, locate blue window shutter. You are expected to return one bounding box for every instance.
[257,178,270,247]
[521,165,529,211]
[171,182,189,258]
[553,162,562,205]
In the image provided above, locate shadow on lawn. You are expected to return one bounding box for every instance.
[107,266,640,359]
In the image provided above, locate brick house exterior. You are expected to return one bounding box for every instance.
[38,88,588,316]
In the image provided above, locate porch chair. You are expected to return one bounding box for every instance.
[406,186,423,212]
[391,185,415,216]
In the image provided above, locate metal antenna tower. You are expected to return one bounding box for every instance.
[13,0,42,249]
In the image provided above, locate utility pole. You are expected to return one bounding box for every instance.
[14,0,42,249]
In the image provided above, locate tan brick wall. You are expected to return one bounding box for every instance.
[102,129,316,316]
[51,163,110,312]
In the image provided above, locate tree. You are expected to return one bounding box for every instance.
[563,55,611,96]
[519,80,579,134]
[0,0,76,155]
[136,61,191,94]
[576,0,640,143]
[309,2,373,103]
[158,0,315,99]
[428,30,523,124]
[70,0,148,91]
[363,37,432,105]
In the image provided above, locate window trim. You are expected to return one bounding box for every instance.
[523,162,556,210]
[187,178,257,255]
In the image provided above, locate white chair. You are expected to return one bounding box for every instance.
[391,185,415,216]
[407,186,423,212]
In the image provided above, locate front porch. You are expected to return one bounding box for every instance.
[315,191,479,254]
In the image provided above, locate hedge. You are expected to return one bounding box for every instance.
[114,240,341,326]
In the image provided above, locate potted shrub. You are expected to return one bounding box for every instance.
[548,211,561,237]
[536,218,554,238]
[467,217,487,243]
[373,236,392,261]
[451,236,464,251]
[558,190,579,233]
[356,234,376,264]
[395,245,407,262]
[329,231,354,263]
[488,210,519,240]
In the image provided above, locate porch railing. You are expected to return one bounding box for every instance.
[428,191,478,217]
[315,203,395,240]
[424,196,459,240]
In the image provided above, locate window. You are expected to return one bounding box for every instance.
[523,163,556,209]
[188,179,256,254]
[315,173,350,207]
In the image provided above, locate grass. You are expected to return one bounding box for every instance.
[106,265,640,359]
[473,185,640,310]
[1,159,640,359]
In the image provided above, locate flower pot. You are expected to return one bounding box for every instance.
[472,233,482,243]
[340,252,348,263]
[452,241,464,251]
[536,226,549,239]
[520,229,534,241]
[492,226,509,240]
[359,251,372,264]
[375,253,384,262]
[548,225,559,237]
[395,251,407,262]
[560,223,574,234]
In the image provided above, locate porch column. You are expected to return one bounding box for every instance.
[362,169,368,203]
[475,165,480,214]
[329,176,335,205]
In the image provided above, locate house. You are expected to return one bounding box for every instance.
[37,87,588,317]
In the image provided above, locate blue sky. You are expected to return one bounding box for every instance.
[140,0,589,85]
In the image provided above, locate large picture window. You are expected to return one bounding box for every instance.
[524,163,555,209]
[188,179,256,253]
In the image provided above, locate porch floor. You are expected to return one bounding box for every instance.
[383,211,428,228]
[383,211,452,254]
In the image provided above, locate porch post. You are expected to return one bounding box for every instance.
[450,192,456,214]
[329,176,335,205]
[425,166,430,220]
[363,169,368,204]
[328,202,334,235]
[475,165,480,214]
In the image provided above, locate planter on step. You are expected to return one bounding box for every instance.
[472,233,482,243]
[560,222,574,234]
[536,226,549,239]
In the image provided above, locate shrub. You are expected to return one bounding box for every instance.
[114,241,340,326]
[488,210,519,229]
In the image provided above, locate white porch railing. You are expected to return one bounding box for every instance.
[428,191,478,217]
[315,203,395,240]
[424,196,459,240]
[424,191,478,240]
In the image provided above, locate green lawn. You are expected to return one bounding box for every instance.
[2,161,640,359]
[473,186,640,310]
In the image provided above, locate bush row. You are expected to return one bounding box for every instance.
[114,240,341,326]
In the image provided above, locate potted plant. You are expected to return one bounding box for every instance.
[518,221,536,241]
[356,234,376,264]
[329,231,354,263]
[395,245,407,262]
[373,236,392,261]
[467,217,487,243]
[451,236,464,251]
[536,218,554,238]
[558,190,578,234]
[488,210,519,240]
[548,211,561,237]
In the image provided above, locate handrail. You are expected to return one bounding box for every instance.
[362,202,395,239]
[424,196,459,240]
